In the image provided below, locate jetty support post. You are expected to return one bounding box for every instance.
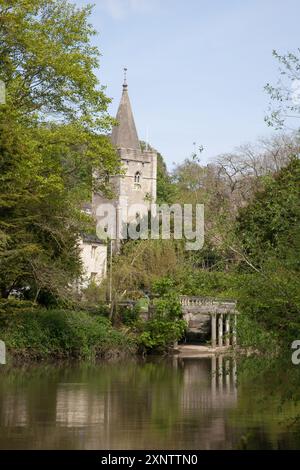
[225,314,230,347]
[218,314,223,347]
[211,313,217,348]
[232,314,237,347]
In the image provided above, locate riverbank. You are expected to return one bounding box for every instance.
[0,296,189,361]
[0,298,280,363]
[0,301,137,361]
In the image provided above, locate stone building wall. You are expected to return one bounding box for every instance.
[78,240,107,288]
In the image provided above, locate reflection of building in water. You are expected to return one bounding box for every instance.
[177,356,237,412]
[2,395,28,427]
[174,356,238,450]
[0,360,238,450]
[56,384,105,428]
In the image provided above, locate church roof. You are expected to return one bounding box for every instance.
[111,74,141,151]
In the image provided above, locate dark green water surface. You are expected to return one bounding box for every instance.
[0,355,300,449]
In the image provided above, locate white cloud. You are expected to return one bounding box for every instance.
[101,0,158,20]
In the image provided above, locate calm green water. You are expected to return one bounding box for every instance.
[0,355,300,450]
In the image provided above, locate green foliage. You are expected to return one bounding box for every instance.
[153,293,182,321]
[174,269,242,299]
[156,153,177,204]
[137,318,186,352]
[119,304,140,326]
[139,144,176,204]
[237,261,300,344]
[109,239,184,298]
[0,300,136,359]
[0,0,112,127]
[135,281,186,353]
[106,151,299,353]
[237,311,278,353]
[236,157,300,345]
[152,277,175,296]
[80,281,108,310]
[0,0,119,302]
[236,157,300,266]
[151,279,182,321]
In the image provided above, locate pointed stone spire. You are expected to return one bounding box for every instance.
[111,69,141,151]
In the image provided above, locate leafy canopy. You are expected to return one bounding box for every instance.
[0,0,120,301]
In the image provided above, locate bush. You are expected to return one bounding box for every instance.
[153,293,182,320]
[134,280,187,353]
[0,301,137,360]
[137,317,186,352]
[120,304,140,326]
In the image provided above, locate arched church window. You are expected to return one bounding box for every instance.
[134,172,141,184]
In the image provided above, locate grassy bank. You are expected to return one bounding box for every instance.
[0,300,137,361]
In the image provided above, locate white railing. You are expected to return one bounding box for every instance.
[180,296,237,310]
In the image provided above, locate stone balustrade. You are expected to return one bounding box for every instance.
[180,296,239,348]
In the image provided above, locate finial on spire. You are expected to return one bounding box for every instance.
[123,67,128,89]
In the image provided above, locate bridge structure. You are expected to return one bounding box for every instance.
[180,296,239,349]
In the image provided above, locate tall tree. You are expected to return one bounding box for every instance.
[236,156,300,267]
[236,157,300,340]
[0,0,120,301]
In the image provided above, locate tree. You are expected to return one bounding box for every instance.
[0,0,120,302]
[236,156,300,265]
[156,153,177,204]
[215,133,299,211]
[140,142,176,204]
[236,157,300,341]
[0,0,112,129]
[265,49,300,129]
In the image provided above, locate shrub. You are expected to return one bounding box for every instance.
[137,317,186,352]
[120,304,140,326]
[0,301,137,360]
[135,280,187,353]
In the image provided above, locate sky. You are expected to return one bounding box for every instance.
[74,0,300,168]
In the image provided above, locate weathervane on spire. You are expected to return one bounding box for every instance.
[123,67,128,89]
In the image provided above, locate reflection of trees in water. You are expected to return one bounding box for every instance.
[0,357,299,449]
[228,356,300,449]
[0,361,185,449]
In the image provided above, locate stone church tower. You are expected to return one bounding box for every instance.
[79,74,157,287]
[93,73,157,245]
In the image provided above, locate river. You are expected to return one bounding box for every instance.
[0,355,300,449]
